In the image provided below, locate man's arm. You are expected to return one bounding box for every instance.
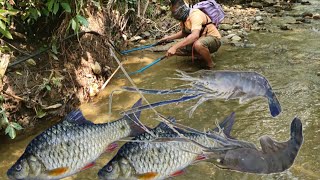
[160,30,187,42]
[166,29,200,56]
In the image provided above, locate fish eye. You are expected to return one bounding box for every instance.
[15,164,22,171]
[106,165,113,172]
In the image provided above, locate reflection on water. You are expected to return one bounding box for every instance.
[1,2,320,180]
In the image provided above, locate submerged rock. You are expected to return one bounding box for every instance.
[301,1,311,5]
[129,36,142,42]
[313,14,320,20]
[140,31,151,39]
[302,19,312,23]
[231,35,242,41]
[280,24,292,30]
[302,12,313,18]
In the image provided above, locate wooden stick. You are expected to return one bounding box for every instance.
[0,55,10,90]
[100,65,121,90]
[3,91,24,101]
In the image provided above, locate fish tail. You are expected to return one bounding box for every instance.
[210,118,303,174]
[260,117,303,173]
[289,117,303,152]
[267,91,282,117]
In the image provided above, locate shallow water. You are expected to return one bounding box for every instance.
[1,1,320,180]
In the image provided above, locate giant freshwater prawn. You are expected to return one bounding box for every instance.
[110,70,282,118]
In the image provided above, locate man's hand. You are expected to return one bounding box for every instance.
[166,46,177,57]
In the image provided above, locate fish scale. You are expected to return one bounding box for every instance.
[99,123,226,180]
[7,99,144,180]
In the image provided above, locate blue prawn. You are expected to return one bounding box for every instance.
[117,70,281,117]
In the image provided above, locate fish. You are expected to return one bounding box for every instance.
[7,99,145,180]
[116,70,281,117]
[207,117,303,174]
[98,115,303,179]
[98,113,250,180]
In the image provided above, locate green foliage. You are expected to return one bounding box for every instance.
[0,0,92,39]
[0,1,19,39]
[39,75,63,92]
[35,107,47,119]
[51,76,64,88]
[39,78,52,92]
[0,105,23,139]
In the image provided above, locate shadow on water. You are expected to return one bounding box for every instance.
[1,1,320,180]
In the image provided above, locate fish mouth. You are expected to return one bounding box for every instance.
[98,169,109,180]
[7,174,23,180]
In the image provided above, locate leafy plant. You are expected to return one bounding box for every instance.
[39,78,52,92]
[0,0,90,40]
[0,106,23,139]
[51,76,64,88]
[0,1,19,39]
[35,107,47,119]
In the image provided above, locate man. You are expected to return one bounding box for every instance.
[160,0,221,69]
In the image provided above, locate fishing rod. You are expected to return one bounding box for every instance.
[120,40,173,55]
[127,55,167,76]
[109,39,173,76]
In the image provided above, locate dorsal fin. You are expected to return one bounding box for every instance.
[124,98,152,137]
[124,98,143,122]
[154,116,176,131]
[64,110,93,125]
[212,112,235,138]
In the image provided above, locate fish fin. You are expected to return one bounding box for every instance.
[170,170,185,177]
[125,98,148,137]
[155,122,170,131]
[80,162,95,171]
[239,94,256,104]
[106,142,118,152]
[166,116,177,123]
[125,98,143,121]
[137,172,158,180]
[193,154,207,162]
[154,116,176,131]
[212,112,235,138]
[64,109,94,125]
[267,91,282,117]
[47,167,69,176]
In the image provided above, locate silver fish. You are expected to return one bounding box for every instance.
[117,70,281,117]
[98,113,245,180]
[7,99,145,180]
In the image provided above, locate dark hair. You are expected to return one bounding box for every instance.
[170,0,185,7]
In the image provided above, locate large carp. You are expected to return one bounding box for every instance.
[7,99,145,180]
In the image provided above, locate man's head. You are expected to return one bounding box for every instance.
[170,0,190,21]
